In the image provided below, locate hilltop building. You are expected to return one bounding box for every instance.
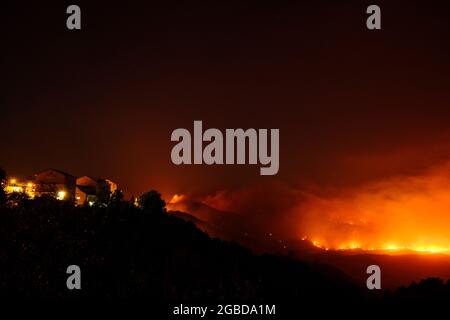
[4,169,119,206]
[75,176,118,206]
[31,169,77,201]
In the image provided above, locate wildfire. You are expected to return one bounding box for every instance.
[167,194,188,212]
[161,164,450,257]
[169,194,185,204]
[309,239,450,254]
[298,162,450,256]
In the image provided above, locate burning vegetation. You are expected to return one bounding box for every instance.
[299,162,450,254]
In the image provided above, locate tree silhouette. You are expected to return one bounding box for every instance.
[3,184,449,307]
[109,189,124,206]
[0,168,6,206]
[7,191,29,207]
[0,176,448,307]
[138,190,166,214]
[0,192,363,304]
[96,179,112,206]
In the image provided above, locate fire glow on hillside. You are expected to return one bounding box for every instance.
[299,162,450,255]
[168,162,450,256]
[308,238,449,254]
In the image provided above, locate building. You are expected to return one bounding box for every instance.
[31,169,77,201]
[75,175,119,206]
[4,169,119,205]
[104,179,118,194]
[76,176,98,206]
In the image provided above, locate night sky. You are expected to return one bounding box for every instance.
[3,0,450,199]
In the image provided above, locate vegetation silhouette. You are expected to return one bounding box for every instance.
[0,168,6,207]
[383,277,450,302]
[138,190,166,214]
[0,167,448,309]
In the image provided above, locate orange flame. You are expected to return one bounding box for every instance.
[299,162,450,255]
[169,194,186,204]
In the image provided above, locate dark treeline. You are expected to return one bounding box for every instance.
[0,192,359,303]
[0,169,450,308]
